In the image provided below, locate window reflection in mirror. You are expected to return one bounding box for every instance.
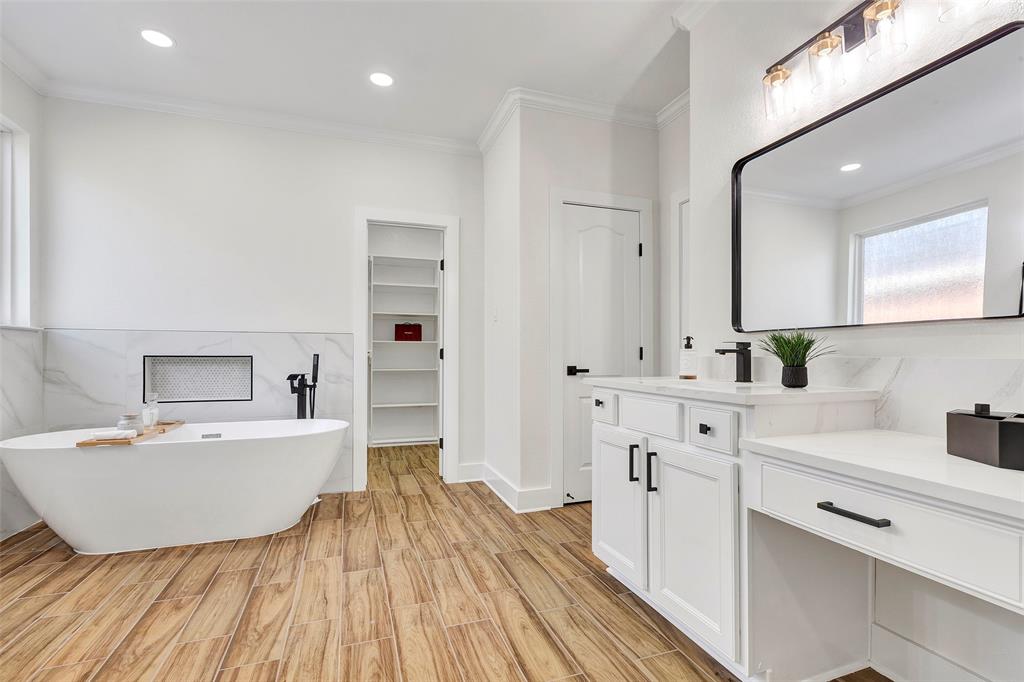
[736,26,1023,331]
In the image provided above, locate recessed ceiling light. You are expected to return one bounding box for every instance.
[141,29,174,48]
[840,163,862,172]
[369,72,394,87]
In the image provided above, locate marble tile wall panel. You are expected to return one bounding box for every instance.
[699,353,1024,438]
[43,329,354,492]
[0,327,45,538]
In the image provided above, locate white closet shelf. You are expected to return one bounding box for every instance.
[372,282,438,289]
[372,402,440,409]
[372,340,438,344]
[372,368,436,372]
[372,311,438,317]
[371,436,439,445]
[372,256,439,267]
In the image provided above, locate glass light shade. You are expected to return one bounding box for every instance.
[809,31,846,94]
[864,0,908,62]
[763,65,795,120]
[938,0,990,22]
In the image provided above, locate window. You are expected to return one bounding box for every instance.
[855,205,988,324]
[0,125,30,327]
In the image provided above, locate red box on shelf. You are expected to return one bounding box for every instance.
[394,323,423,341]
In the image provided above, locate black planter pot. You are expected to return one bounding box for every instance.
[781,366,808,388]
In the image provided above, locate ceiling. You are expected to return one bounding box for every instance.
[1,1,689,145]
[743,29,1024,206]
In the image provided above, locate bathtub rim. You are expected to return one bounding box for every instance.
[0,417,350,451]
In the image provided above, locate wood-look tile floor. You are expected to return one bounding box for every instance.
[0,444,893,682]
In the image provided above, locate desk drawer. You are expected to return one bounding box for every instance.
[688,406,737,455]
[620,395,683,440]
[761,464,1023,604]
[591,390,618,425]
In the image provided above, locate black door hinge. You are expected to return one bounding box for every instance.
[639,346,644,361]
[439,437,444,449]
[439,348,444,360]
[440,259,444,271]
[638,243,643,257]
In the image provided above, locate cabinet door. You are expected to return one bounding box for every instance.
[592,423,648,589]
[647,440,738,659]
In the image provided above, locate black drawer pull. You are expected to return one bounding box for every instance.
[646,451,658,492]
[816,501,891,528]
[628,444,639,482]
[698,423,712,435]
[594,398,604,407]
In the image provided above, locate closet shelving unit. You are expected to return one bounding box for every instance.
[368,230,443,446]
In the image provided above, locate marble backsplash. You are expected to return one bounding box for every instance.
[0,328,46,538]
[700,353,1024,438]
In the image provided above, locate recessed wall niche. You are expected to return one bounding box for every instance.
[143,355,253,403]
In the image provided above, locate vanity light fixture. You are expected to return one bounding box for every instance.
[864,0,908,62]
[369,72,394,87]
[763,65,795,121]
[140,29,174,48]
[937,0,990,22]
[840,163,862,172]
[809,31,847,94]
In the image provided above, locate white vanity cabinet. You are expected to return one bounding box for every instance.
[647,438,738,656]
[585,377,880,676]
[592,423,648,588]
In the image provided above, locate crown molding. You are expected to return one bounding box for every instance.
[656,90,690,129]
[672,0,718,32]
[1,39,48,95]
[44,81,480,155]
[0,39,479,157]
[744,187,841,210]
[478,87,657,154]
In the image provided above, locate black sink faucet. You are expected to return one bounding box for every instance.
[715,342,752,383]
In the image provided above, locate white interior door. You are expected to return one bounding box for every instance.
[562,203,642,504]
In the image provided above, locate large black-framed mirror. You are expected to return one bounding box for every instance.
[732,22,1024,333]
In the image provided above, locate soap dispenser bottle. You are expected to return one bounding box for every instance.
[679,336,698,380]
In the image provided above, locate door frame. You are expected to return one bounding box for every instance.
[667,192,690,377]
[352,207,460,490]
[548,188,654,509]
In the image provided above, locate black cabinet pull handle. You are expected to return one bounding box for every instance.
[628,444,639,482]
[567,366,591,376]
[594,398,604,407]
[816,501,891,528]
[646,451,658,492]
[698,423,712,435]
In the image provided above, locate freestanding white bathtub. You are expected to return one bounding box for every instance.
[0,418,348,554]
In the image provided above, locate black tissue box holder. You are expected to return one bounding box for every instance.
[946,403,1024,471]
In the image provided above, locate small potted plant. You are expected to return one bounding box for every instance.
[758,330,835,388]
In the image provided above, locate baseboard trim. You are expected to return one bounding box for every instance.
[482,464,552,513]
[869,623,986,682]
[804,660,872,682]
[456,462,484,482]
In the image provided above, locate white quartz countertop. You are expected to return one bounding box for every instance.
[741,429,1024,521]
[583,377,880,405]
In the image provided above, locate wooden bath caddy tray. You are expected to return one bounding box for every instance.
[76,420,185,447]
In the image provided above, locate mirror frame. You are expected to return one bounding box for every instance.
[731,21,1024,333]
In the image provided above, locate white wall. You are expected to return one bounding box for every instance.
[837,149,1024,319]
[657,104,690,374]
[687,1,1024,676]
[688,0,1023,359]
[741,194,841,330]
[40,97,485,473]
[518,107,659,493]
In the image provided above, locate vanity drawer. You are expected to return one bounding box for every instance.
[761,464,1023,604]
[591,389,618,425]
[620,395,683,440]
[688,407,737,454]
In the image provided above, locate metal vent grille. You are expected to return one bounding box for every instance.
[143,355,253,403]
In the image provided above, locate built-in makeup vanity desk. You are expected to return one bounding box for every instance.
[584,378,1024,682]
[582,378,880,680]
